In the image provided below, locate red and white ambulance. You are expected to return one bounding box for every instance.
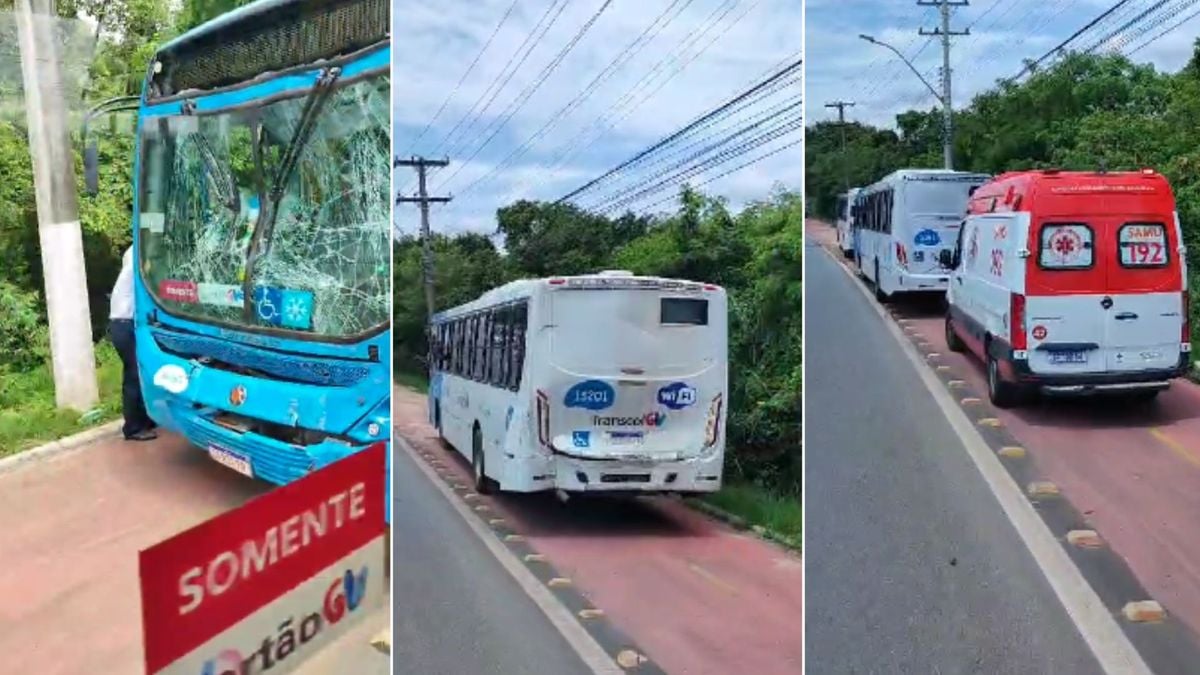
[940,169,1190,407]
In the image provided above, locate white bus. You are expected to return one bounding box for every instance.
[853,169,989,300]
[427,271,728,497]
[835,187,861,258]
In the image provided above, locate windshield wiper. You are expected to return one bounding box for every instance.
[241,66,343,321]
[179,101,240,214]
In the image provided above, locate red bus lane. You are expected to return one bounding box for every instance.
[392,387,803,675]
[809,218,1200,641]
[0,433,268,673]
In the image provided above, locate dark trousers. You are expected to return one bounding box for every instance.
[108,319,154,438]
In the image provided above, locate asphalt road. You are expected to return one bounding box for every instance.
[803,239,1103,673]
[390,434,592,675]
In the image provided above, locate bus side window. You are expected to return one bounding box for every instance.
[509,302,527,391]
[491,306,509,386]
[453,319,464,376]
[477,311,492,382]
[466,315,478,380]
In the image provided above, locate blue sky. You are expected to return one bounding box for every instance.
[806,0,1200,128]
[392,0,802,237]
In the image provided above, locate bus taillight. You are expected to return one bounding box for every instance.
[895,242,908,267]
[536,390,550,446]
[704,394,722,447]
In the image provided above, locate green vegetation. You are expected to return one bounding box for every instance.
[393,370,429,394]
[0,0,253,452]
[704,482,803,545]
[806,44,1200,342]
[394,187,802,499]
[0,342,122,456]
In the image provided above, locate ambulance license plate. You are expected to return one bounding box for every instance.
[1050,351,1087,364]
[208,444,253,477]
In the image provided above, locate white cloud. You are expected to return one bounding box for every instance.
[393,0,803,236]
[806,0,1200,130]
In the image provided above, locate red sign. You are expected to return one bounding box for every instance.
[159,280,199,304]
[139,443,386,673]
[1032,325,1047,341]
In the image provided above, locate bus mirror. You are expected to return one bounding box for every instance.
[84,140,99,196]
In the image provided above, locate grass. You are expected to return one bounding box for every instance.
[0,341,123,457]
[393,369,429,393]
[703,482,803,545]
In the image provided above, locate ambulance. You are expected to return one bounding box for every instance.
[941,169,1190,407]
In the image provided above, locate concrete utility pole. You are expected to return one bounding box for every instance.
[824,100,855,191]
[15,0,99,410]
[918,0,969,170]
[395,156,451,326]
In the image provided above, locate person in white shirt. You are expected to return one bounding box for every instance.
[108,246,156,441]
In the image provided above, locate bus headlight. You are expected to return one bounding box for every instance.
[704,394,723,448]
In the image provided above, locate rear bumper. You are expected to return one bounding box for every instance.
[502,451,725,494]
[896,270,949,292]
[1008,351,1188,394]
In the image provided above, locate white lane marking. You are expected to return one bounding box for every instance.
[395,435,623,675]
[822,245,1153,675]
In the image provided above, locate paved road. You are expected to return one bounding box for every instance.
[390,425,592,675]
[812,218,1200,643]
[392,387,803,675]
[804,235,1103,673]
[0,431,268,674]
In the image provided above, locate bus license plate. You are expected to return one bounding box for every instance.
[1050,351,1086,365]
[208,444,253,477]
[609,431,644,446]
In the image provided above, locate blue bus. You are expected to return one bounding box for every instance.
[85,0,391,490]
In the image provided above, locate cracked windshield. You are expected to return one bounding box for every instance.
[138,70,390,339]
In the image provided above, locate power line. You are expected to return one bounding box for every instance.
[584,95,803,209]
[433,0,619,191]
[450,0,697,200]
[635,136,801,214]
[591,110,802,213]
[404,0,521,155]
[1126,1,1200,54]
[428,0,570,158]
[556,54,802,204]
[535,0,754,183]
[1007,0,1135,81]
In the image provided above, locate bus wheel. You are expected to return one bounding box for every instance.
[945,315,965,353]
[873,262,889,303]
[472,426,493,495]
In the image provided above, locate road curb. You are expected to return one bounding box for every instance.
[0,420,121,476]
[684,497,802,553]
[395,431,662,674]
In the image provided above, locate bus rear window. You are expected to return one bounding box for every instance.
[1118,223,1168,268]
[1038,223,1094,270]
[661,298,708,325]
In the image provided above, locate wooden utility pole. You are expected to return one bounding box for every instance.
[15,0,98,410]
[395,156,451,325]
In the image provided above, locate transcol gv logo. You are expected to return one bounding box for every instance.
[199,567,368,675]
